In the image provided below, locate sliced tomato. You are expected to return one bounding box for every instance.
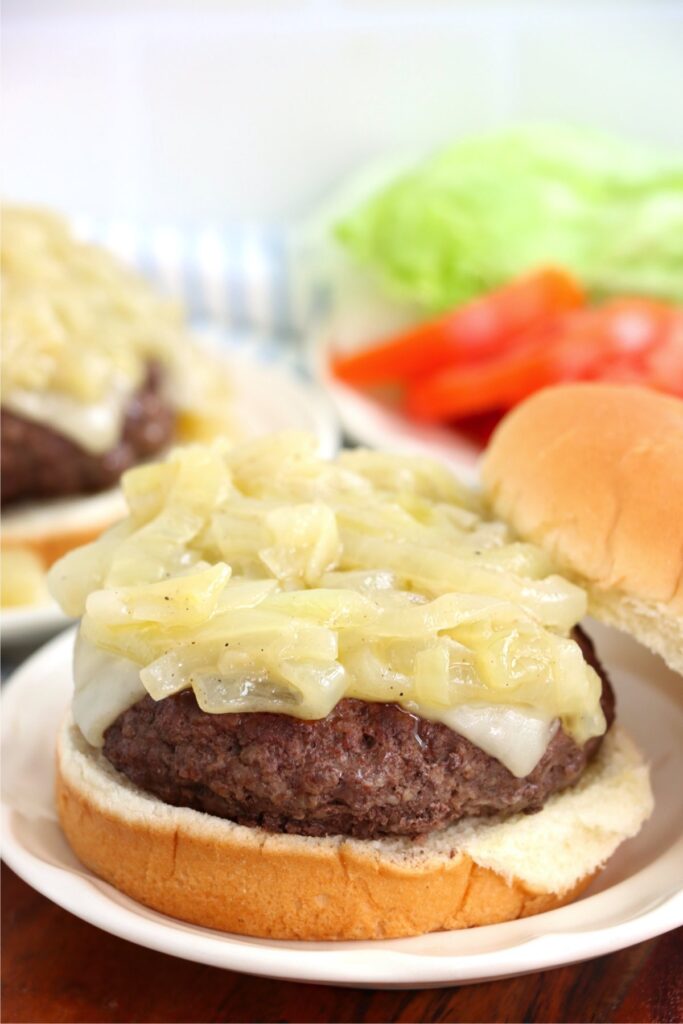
[331,267,584,387]
[404,299,683,423]
[590,310,683,394]
[405,342,556,421]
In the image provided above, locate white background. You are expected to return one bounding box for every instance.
[3,0,683,223]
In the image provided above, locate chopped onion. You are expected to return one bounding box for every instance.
[49,434,605,746]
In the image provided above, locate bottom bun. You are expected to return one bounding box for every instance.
[2,487,127,567]
[1,489,126,608]
[56,716,653,940]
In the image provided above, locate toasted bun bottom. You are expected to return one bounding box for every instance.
[2,526,112,610]
[56,716,652,940]
[1,489,126,607]
[2,523,110,569]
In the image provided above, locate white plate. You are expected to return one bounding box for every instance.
[1,603,71,647]
[2,624,682,988]
[309,329,481,485]
[1,335,339,647]
[221,332,338,455]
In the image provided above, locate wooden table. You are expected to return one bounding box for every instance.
[2,863,681,1024]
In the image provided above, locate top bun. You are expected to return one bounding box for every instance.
[482,384,683,675]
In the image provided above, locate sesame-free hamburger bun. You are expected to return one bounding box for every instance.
[50,401,670,940]
[482,384,683,674]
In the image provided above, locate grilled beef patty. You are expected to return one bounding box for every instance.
[1,365,175,506]
[103,628,614,840]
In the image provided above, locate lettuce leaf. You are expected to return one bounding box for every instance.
[335,125,683,309]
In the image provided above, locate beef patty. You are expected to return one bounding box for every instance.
[1,364,175,506]
[103,628,615,840]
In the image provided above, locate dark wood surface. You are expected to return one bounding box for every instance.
[2,863,681,1024]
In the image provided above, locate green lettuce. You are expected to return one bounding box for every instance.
[335,125,683,310]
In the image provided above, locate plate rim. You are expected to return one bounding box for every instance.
[1,602,71,645]
[2,629,682,987]
[307,321,482,485]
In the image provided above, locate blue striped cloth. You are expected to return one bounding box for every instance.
[73,218,316,342]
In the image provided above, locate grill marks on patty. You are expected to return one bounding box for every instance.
[103,627,615,840]
[1,364,175,505]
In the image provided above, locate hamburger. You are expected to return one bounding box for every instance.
[47,385,676,940]
[1,207,234,609]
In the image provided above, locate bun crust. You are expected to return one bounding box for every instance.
[1,489,125,605]
[2,523,111,569]
[57,716,651,940]
[482,384,683,672]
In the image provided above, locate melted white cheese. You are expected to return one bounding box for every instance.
[73,633,555,774]
[415,702,557,778]
[73,631,146,746]
[4,382,132,455]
